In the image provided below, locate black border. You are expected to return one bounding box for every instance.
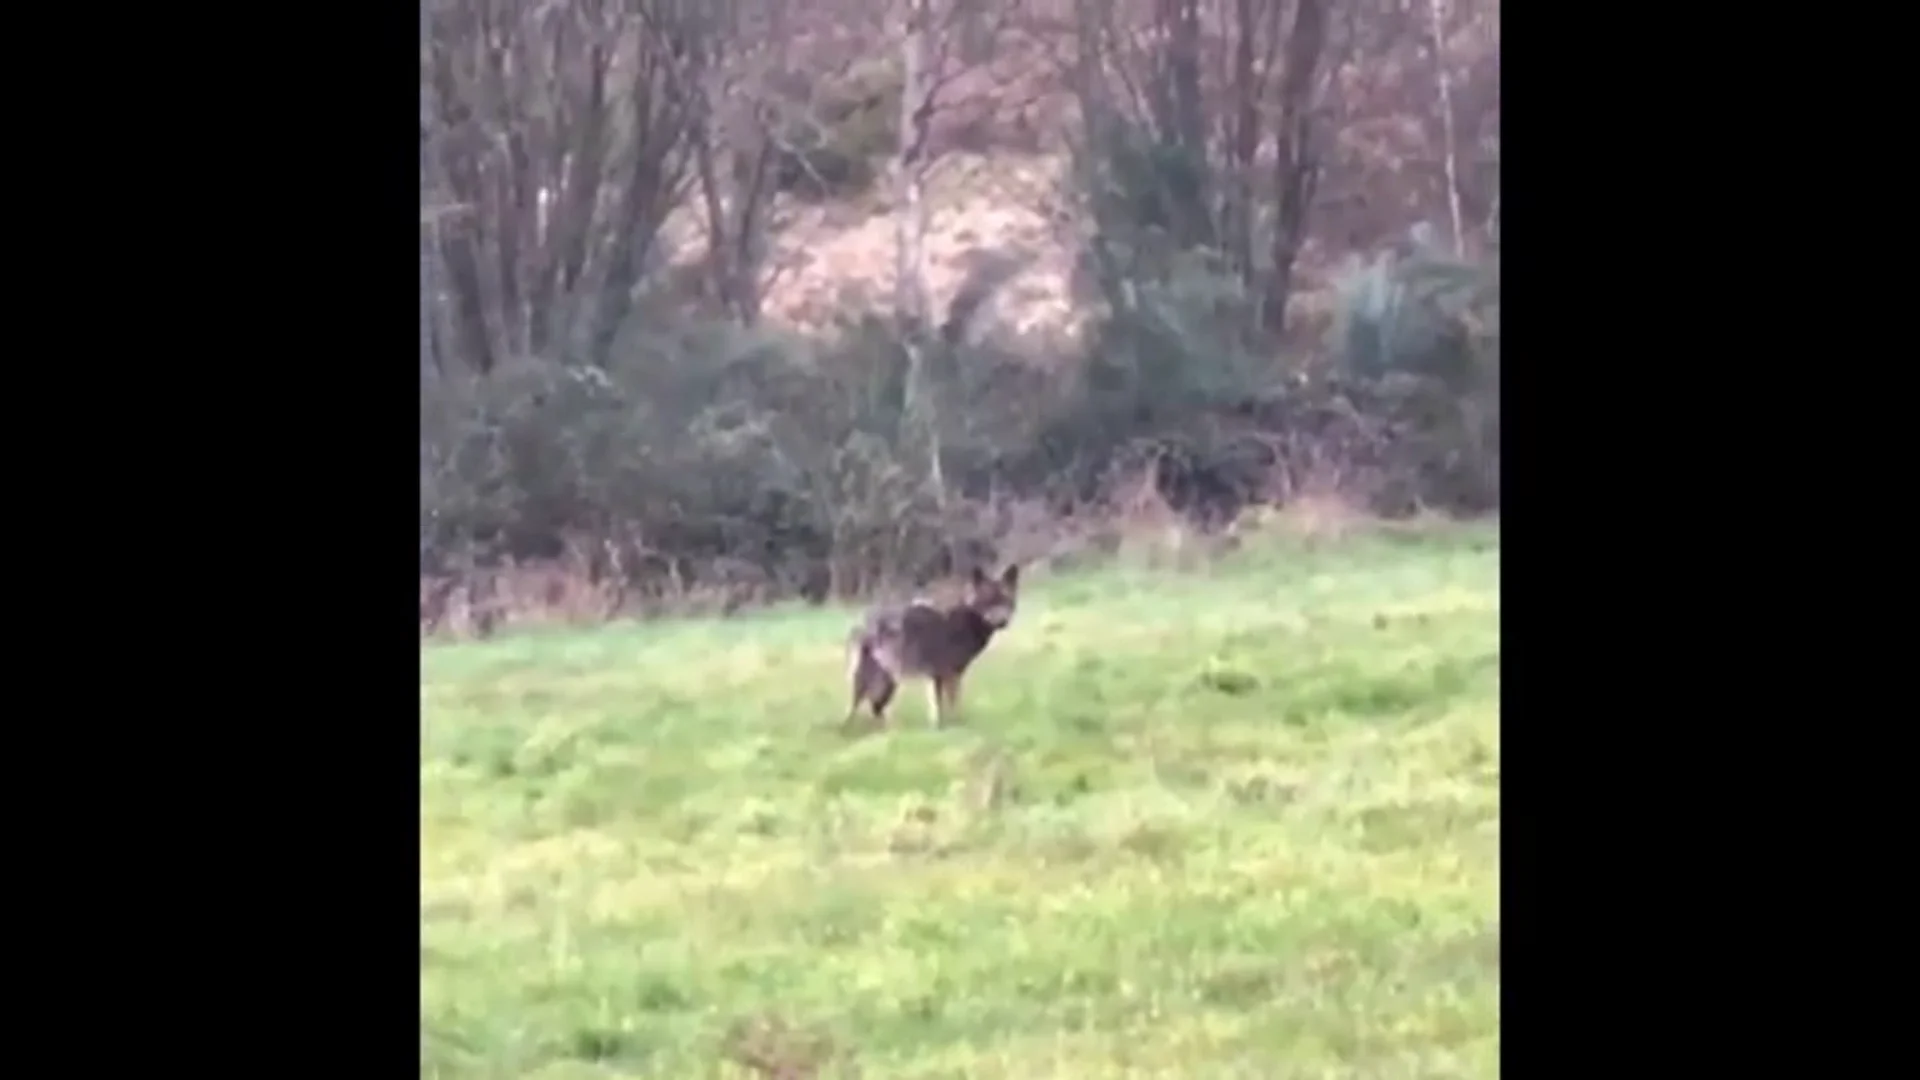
[1501,15,1714,1073]
[58,2,1855,1069]
[1498,10,1847,1071]
[59,8,421,1066]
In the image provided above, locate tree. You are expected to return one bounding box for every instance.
[890,0,1018,501]
[1066,0,1332,340]
[419,0,716,374]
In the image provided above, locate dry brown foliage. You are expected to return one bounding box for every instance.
[419,459,1435,640]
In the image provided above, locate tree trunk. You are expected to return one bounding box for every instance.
[1266,0,1329,337]
[896,0,944,501]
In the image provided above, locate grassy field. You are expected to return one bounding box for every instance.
[420,523,1500,1079]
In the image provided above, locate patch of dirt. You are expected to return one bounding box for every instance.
[663,150,1090,347]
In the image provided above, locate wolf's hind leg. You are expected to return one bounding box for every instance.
[871,674,897,723]
[847,647,898,732]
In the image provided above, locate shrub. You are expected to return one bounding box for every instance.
[1328,226,1500,511]
[1329,224,1496,389]
[421,311,1011,606]
[770,57,902,201]
[421,222,1500,624]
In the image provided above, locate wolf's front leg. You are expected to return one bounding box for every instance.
[930,676,965,727]
[928,678,949,728]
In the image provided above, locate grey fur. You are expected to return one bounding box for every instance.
[845,564,1020,729]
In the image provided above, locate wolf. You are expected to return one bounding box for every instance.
[845,564,1021,730]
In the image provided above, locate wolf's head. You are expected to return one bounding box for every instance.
[963,564,1021,629]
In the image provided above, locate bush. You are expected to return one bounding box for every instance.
[421,254,1503,626]
[421,211,1499,626]
[1328,226,1499,511]
[421,311,1010,606]
[770,57,902,201]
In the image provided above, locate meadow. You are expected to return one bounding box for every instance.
[420,521,1500,1078]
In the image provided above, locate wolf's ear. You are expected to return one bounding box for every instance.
[1000,564,1021,587]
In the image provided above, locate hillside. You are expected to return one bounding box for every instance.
[634,0,1502,345]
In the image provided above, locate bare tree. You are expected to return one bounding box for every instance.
[1064,0,1333,338]
[420,0,715,374]
[684,1,796,327]
[1306,0,1498,256]
[890,0,1020,500]
[1426,0,1464,255]
[687,77,783,325]
[1266,0,1329,333]
[680,1,899,327]
[895,0,940,495]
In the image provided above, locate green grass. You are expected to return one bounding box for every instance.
[421,524,1500,1079]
